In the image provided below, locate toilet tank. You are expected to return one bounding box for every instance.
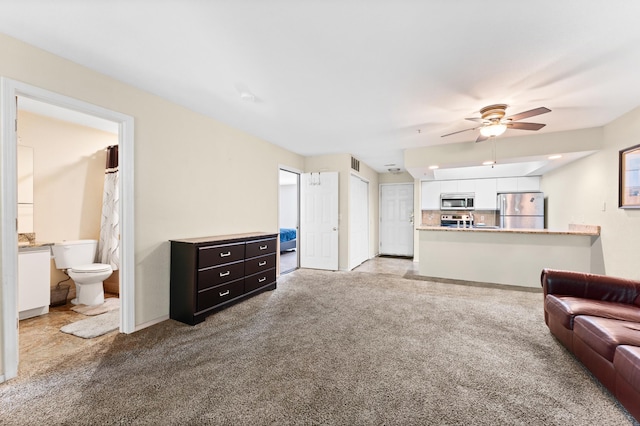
[51,239,98,269]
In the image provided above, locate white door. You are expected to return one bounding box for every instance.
[300,172,339,270]
[349,174,369,270]
[380,183,414,257]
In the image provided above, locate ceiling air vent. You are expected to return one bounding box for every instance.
[351,156,360,172]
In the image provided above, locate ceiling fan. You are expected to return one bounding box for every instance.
[441,104,551,143]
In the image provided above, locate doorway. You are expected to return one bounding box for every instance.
[1,79,135,382]
[279,169,300,274]
[379,183,414,257]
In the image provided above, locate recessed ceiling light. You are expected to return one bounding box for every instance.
[428,165,439,170]
[482,160,495,166]
[239,92,256,102]
[548,154,562,160]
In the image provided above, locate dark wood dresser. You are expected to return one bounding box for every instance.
[170,232,278,325]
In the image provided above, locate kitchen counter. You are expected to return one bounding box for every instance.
[416,225,600,237]
[416,224,603,288]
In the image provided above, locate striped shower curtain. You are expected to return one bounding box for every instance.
[98,145,120,270]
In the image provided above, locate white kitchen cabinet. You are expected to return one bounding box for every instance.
[18,247,51,320]
[457,179,476,193]
[496,176,541,193]
[475,178,497,209]
[517,176,541,192]
[496,177,518,192]
[420,181,441,209]
[440,180,458,193]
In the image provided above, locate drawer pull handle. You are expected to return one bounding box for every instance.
[220,251,231,257]
[259,245,268,250]
[259,261,267,267]
[219,290,230,296]
[219,271,230,277]
[258,277,267,283]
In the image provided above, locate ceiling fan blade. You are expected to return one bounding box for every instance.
[465,117,486,123]
[475,134,489,143]
[507,122,546,131]
[504,107,551,121]
[441,127,478,137]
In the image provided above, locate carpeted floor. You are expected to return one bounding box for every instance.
[1,268,637,425]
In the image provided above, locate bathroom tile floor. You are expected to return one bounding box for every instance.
[17,294,120,378]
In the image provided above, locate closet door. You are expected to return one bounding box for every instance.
[349,174,369,270]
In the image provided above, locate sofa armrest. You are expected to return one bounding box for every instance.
[541,269,640,305]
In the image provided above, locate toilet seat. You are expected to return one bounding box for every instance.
[70,263,112,274]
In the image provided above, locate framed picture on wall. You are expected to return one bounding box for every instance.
[619,144,640,208]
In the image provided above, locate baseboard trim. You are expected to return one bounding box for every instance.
[134,314,169,332]
[404,274,542,293]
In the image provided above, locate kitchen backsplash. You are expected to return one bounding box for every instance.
[421,210,498,226]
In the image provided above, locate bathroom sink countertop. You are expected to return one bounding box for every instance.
[18,242,54,252]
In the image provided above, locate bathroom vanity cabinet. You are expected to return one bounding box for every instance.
[18,246,51,320]
[170,232,278,325]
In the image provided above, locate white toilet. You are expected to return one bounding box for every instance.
[51,239,113,306]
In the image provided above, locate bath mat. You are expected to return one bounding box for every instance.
[71,297,120,316]
[60,309,119,339]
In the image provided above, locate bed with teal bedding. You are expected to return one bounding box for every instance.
[280,228,297,252]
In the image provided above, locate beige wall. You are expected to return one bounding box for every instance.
[543,106,640,279]
[0,31,305,376]
[17,111,118,298]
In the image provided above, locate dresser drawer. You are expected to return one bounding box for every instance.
[199,243,244,268]
[245,253,276,276]
[245,268,276,293]
[246,238,277,258]
[198,261,244,290]
[197,278,244,312]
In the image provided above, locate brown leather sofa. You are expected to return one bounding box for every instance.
[541,269,640,422]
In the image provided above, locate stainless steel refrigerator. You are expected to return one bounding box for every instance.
[497,192,545,229]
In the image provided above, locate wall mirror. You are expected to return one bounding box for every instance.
[17,145,34,233]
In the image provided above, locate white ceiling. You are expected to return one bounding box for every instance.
[2,1,640,172]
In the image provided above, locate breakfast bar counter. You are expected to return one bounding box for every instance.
[416,225,602,288]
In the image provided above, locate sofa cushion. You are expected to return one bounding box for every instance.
[545,295,640,329]
[614,345,640,392]
[541,269,640,306]
[573,316,640,362]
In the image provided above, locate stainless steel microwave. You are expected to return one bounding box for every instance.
[440,193,475,210]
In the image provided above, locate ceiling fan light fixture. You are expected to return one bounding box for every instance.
[480,123,507,137]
